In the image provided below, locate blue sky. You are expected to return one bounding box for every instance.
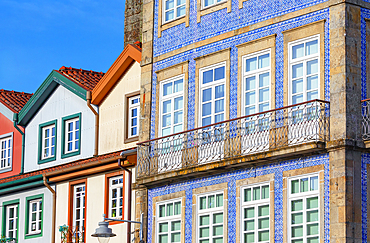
[0,0,125,94]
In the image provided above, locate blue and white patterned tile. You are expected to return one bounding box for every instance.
[147,154,330,243]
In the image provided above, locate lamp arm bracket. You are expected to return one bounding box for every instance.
[104,218,142,225]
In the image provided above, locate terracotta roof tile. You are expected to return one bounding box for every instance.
[0,89,33,113]
[57,66,105,91]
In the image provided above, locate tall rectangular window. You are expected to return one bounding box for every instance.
[163,0,186,23]
[241,184,270,243]
[197,192,224,243]
[0,135,12,170]
[73,184,85,230]
[200,63,226,127]
[289,35,320,105]
[42,124,56,159]
[160,75,184,137]
[157,200,182,243]
[243,50,271,116]
[128,95,140,138]
[5,204,18,240]
[28,199,42,234]
[289,174,319,243]
[65,118,80,153]
[109,176,124,218]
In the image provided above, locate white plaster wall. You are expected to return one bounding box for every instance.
[0,187,54,242]
[24,85,96,173]
[99,61,141,155]
[55,182,69,243]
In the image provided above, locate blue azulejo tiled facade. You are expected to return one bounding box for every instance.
[148,154,330,243]
[150,8,330,139]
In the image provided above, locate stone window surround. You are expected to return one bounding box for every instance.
[283,20,326,107]
[157,0,190,38]
[192,182,228,243]
[236,173,275,243]
[195,48,230,129]
[152,191,186,243]
[155,61,189,138]
[282,164,325,242]
[236,35,276,117]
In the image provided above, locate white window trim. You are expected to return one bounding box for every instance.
[201,0,227,10]
[199,62,226,127]
[288,173,320,243]
[159,74,185,137]
[28,199,42,235]
[64,117,80,154]
[242,49,271,116]
[128,95,140,138]
[240,182,270,243]
[41,124,56,159]
[108,175,124,218]
[0,132,13,171]
[73,184,85,229]
[196,190,225,243]
[5,204,18,239]
[288,34,320,105]
[156,198,182,243]
[162,0,186,24]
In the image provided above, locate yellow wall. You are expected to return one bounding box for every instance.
[99,61,141,155]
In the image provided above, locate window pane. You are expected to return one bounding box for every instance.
[208,195,215,208]
[292,200,303,211]
[203,70,213,84]
[200,239,210,243]
[171,232,181,242]
[292,212,303,224]
[200,215,210,226]
[177,0,185,4]
[292,43,304,59]
[258,54,270,68]
[200,197,207,210]
[215,100,224,113]
[163,100,172,114]
[174,124,183,133]
[307,59,318,75]
[162,127,171,136]
[253,187,260,200]
[245,92,255,106]
[244,188,252,202]
[202,103,212,116]
[246,57,257,72]
[292,79,303,94]
[307,223,319,235]
[244,233,254,243]
[165,0,174,9]
[245,106,255,116]
[246,76,256,91]
[307,91,318,100]
[215,85,224,99]
[258,230,269,241]
[214,67,225,81]
[213,238,223,243]
[259,88,269,102]
[306,40,318,55]
[216,194,223,207]
[200,227,209,238]
[132,108,137,117]
[307,75,318,90]
[163,82,172,96]
[259,73,269,87]
[258,218,269,229]
[174,97,183,111]
[203,88,212,102]
[171,221,181,231]
[292,226,303,237]
[258,205,269,217]
[204,0,214,7]
[244,208,254,219]
[162,114,171,127]
[159,234,168,243]
[307,210,319,222]
[159,205,165,217]
[307,237,319,243]
[292,94,303,105]
[310,176,318,191]
[213,213,223,224]
[167,203,173,216]
[174,202,181,215]
[213,225,223,236]
[159,223,168,233]
[300,178,309,192]
[174,79,183,92]
[261,185,269,199]
[202,117,212,126]
[307,197,319,209]
[292,63,303,79]
[244,220,254,231]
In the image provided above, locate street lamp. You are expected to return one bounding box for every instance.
[92,213,144,243]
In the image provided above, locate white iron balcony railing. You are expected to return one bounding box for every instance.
[137,100,330,178]
[59,225,85,243]
[362,98,370,140]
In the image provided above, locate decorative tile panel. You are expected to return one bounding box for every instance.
[362,153,370,242]
[147,154,330,243]
[361,8,370,100]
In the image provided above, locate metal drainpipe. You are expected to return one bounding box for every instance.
[43,175,56,243]
[118,148,137,243]
[13,113,25,174]
[86,91,99,156]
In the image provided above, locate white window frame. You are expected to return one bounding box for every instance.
[108,175,124,218]
[288,173,320,243]
[156,199,182,243]
[28,199,42,235]
[5,204,18,239]
[0,133,12,170]
[41,124,56,159]
[65,117,80,153]
[73,184,85,230]
[159,75,185,137]
[197,191,225,243]
[201,0,227,10]
[240,183,270,243]
[162,0,186,24]
[242,49,271,116]
[199,62,226,127]
[288,35,320,105]
[128,95,140,138]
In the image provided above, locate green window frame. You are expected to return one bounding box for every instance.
[25,194,44,239]
[38,120,57,164]
[2,199,20,241]
[61,113,82,159]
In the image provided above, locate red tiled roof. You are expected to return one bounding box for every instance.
[57,66,105,91]
[0,89,33,113]
[0,150,127,184]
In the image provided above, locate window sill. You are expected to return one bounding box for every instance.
[25,232,42,239]
[38,156,56,164]
[61,150,81,159]
[0,167,12,173]
[124,136,139,144]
